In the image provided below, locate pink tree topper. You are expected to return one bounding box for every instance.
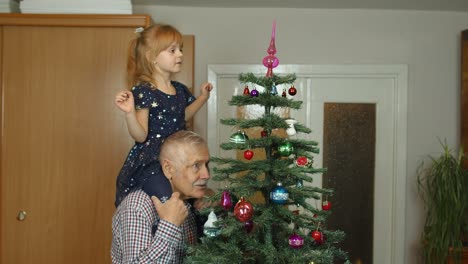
[262,20,279,77]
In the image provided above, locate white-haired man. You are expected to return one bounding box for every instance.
[111,130,211,263]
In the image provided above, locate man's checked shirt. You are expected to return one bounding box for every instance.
[111,190,198,263]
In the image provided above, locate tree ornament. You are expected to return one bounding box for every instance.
[322,200,332,211]
[203,210,221,237]
[281,88,287,97]
[278,141,294,156]
[262,20,279,77]
[285,119,297,136]
[261,130,267,138]
[295,156,312,168]
[221,189,233,210]
[229,130,249,144]
[288,85,297,96]
[250,89,259,97]
[311,229,324,245]
[312,231,326,247]
[234,197,254,222]
[244,149,254,160]
[288,233,304,249]
[270,83,278,95]
[270,182,289,205]
[244,220,254,233]
[296,179,304,188]
[243,85,250,96]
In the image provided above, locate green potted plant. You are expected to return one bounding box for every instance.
[417,141,468,264]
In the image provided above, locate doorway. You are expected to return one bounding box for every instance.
[207,64,408,264]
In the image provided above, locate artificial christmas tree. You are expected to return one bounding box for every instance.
[186,22,350,264]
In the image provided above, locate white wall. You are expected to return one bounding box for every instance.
[133,5,468,263]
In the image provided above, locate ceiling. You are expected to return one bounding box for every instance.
[132,0,468,12]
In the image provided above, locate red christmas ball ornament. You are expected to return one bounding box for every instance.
[261,130,267,138]
[243,85,250,96]
[234,197,254,222]
[311,223,325,246]
[244,149,254,160]
[322,200,332,211]
[295,156,312,167]
[311,230,324,245]
[288,85,297,96]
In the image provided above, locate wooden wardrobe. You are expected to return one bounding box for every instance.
[0,14,194,264]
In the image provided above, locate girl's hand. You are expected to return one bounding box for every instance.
[115,91,134,113]
[200,82,213,98]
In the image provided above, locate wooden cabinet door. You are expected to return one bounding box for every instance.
[175,35,195,130]
[0,15,160,264]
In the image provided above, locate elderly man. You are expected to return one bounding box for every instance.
[111,130,211,263]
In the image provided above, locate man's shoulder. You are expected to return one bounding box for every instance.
[117,190,155,217]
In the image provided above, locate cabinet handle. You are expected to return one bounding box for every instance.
[17,210,27,221]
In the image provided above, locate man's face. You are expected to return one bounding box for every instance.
[170,144,210,200]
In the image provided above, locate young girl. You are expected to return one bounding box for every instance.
[114,24,213,207]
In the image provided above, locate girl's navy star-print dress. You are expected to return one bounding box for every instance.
[115,81,195,207]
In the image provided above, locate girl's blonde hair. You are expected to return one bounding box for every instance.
[126,24,183,89]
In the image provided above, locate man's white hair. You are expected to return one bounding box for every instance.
[159,130,207,166]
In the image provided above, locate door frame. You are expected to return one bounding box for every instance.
[207,64,408,264]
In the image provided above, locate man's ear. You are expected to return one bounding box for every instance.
[161,159,174,180]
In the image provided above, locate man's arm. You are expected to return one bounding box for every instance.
[118,208,183,263]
